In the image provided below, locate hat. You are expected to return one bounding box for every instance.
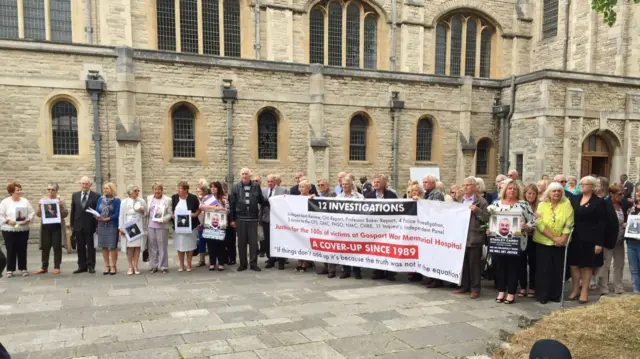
[529,339,572,359]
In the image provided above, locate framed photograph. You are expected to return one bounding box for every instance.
[41,200,61,224]
[488,211,525,256]
[625,215,640,240]
[489,212,521,238]
[175,209,192,234]
[202,211,226,240]
[123,220,144,242]
[151,204,165,223]
[14,206,28,224]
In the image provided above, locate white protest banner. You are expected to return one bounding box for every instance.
[269,196,470,284]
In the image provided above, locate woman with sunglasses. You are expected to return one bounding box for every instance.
[533,182,573,304]
[118,184,146,275]
[34,182,69,275]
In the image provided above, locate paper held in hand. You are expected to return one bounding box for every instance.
[85,208,101,218]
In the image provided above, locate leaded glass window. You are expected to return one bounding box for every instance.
[223,0,241,57]
[327,2,342,66]
[435,24,447,75]
[416,118,433,161]
[542,0,558,39]
[50,0,71,42]
[156,0,240,56]
[0,0,19,38]
[51,101,78,155]
[310,9,324,64]
[172,106,196,158]
[476,139,489,175]
[363,16,377,69]
[349,115,367,161]
[435,13,495,78]
[346,4,360,68]
[23,0,45,40]
[202,0,220,55]
[180,0,198,53]
[311,1,378,69]
[258,110,278,160]
[465,19,477,77]
[157,0,176,51]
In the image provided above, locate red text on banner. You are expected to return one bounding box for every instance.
[310,238,419,259]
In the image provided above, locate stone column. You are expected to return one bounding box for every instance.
[308,64,328,184]
[114,47,143,197]
[265,7,293,62]
[457,76,475,184]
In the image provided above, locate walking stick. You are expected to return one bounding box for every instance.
[560,228,574,309]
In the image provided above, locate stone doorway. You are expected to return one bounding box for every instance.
[581,133,611,178]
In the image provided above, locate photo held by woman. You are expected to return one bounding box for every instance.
[118,184,147,275]
[34,182,69,275]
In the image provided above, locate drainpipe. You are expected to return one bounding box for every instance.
[390,91,404,190]
[390,0,397,71]
[85,0,93,44]
[254,0,260,59]
[562,0,571,70]
[85,70,106,192]
[500,76,516,175]
[222,80,238,184]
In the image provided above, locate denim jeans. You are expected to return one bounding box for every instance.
[627,239,640,293]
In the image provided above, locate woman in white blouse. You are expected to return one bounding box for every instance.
[488,179,535,304]
[0,182,35,278]
[118,184,146,275]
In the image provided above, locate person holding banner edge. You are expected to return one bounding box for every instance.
[453,177,489,299]
[365,174,398,281]
[262,175,288,270]
[335,174,364,279]
[533,182,574,304]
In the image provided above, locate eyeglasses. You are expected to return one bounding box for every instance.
[47,189,56,192]
[559,180,567,184]
[134,189,140,192]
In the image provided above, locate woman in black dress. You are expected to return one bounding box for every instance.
[568,175,607,303]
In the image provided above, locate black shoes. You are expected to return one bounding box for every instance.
[339,272,350,279]
[88,267,95,274]
[250,266,261,272]
[265,261,275,269]
[328,272,336,278]
[278,263,285,270]
[372,272,384,280]
[354,272,362,280]
[73,268,87,274]
[237,266,247,272]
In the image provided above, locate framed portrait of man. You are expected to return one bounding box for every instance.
[14,206,28,224]
[625,215,640,239]
[41,199,61,224]
[123,220,144,241]
[488,211,525,255]
[175,209,192,234]
[203,210,227,240]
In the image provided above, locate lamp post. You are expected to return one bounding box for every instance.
[390,91,405,191]
[86,70,106,193]
[222,79,238,185]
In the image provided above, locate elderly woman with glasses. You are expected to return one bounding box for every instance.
[34,182,69,275]
[0,182,35,278]
[146,183,172,274]
[96,182,121,275]
[568,176,607,303]
[533,182,574,304]
[118,184,147,275]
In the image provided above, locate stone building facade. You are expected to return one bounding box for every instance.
[1,0,640,212]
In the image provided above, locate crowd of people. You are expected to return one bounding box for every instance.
[0,169,638,304]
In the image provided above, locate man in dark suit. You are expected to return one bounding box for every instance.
[261,174,289,269]
[290,172,318,195]
[365,174,398,281]
[70,176,100,274]
[620,174,634,202]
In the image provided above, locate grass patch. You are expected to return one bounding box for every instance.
[493,295,640,359]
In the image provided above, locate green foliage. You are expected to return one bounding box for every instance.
[591,0,640,26]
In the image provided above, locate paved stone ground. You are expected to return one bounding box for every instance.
[0,246,632,359]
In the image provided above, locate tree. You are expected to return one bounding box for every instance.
[591,0,640,26]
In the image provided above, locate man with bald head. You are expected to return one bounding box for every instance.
[553,174,573,198]
[290,172,317,195]
[335,171,346,195]
[507,169,519,182]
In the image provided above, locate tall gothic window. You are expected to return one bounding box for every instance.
[309,0,378,69]
[0,0,71,41]
[349,115,367,161]
[416,118,433,161]
[172,105,196,158]
[542,0,558,39]
[51,101,78,155]
[434,13,495,78]
[257,110,278,160]
[476,139,490,175]
[157,0,241,56]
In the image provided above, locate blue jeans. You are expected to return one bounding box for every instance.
[627,240,640,293]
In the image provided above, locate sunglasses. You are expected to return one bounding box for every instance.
[47,189,57,192]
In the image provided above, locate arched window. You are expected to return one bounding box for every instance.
[258,110,278,160]
[157,0,240,56]
[542,0,558,39]
[476,139,490,175]
[349,115,367,161]
[309,0,378,69]
[51,101,78,155]
[172,105,196,158]
[416,118,433,161]
[0,0,71,41]
[434,13,496,78]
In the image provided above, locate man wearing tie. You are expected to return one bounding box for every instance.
[261,174,288,269]
[70,176,100,273]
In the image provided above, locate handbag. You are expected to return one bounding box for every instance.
[142,249,149,262]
